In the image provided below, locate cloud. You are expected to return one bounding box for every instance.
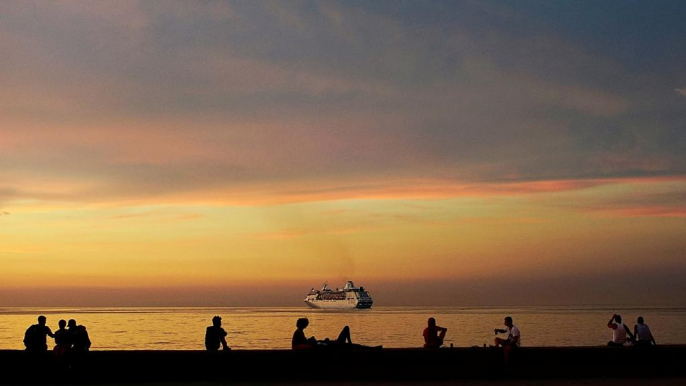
[676,87,686,97]
[1,1,684,211]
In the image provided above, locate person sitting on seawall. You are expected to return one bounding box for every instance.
[607,313,634,347]
[23,315,55,352]
[53,319,70,367]
[67,319,91,352]
[291,317,381,350]
[423,317,448,349]
[205,315,231,351]
[494,316,521,349]
[633,316,656,347]
[494,316,521,368]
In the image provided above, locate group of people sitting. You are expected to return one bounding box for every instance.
[23,315,92,368]
[607,314,657,347]
[32,312,655,356]
[204,315,385,351]
[203,314,522,352]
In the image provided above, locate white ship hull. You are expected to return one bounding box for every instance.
[304,281,373,309]
[304,299,373,309]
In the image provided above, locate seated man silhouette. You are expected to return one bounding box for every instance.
[423,317,448,349]
[494,316,521,368]
[23,315,55,352]
[607,314,633,346]
[205,316,230,351]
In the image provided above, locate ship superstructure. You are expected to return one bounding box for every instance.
[304,281,373,309]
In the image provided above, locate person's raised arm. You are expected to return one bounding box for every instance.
[607,314,617,329]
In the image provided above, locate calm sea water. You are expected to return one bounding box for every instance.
[1,306,684,350]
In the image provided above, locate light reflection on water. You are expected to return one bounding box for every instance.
[0,306,684,350]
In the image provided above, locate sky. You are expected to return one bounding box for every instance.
[1,0,685,307]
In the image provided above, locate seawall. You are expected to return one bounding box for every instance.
[2,345,685,384]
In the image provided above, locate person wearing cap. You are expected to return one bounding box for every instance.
[205,316,230,351]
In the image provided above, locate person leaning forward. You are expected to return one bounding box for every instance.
[494,316,520,348]
[494,316,521,368]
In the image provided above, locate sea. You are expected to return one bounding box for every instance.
[1,306,684,350]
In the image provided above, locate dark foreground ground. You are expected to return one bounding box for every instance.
[8,378,685,386]
[2,345,684,385]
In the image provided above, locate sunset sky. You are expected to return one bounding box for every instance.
[1,1,685,307]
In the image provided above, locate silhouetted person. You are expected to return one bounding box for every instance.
[607,314,633,346]
[66,319,90,372]
[494,316,521,348]
[291,317,380,350]
[53,319,70,368]
[67,319,91,352]
[292,317,318,349]
[423,317,448,349]
[23,315,54,352]
[633,316,656,347]
[205,316,230,351]
[494,316,520,368]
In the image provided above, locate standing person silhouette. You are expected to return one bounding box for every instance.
[23,315,55,352]
[205,316,230,351]
[423,317,448,349]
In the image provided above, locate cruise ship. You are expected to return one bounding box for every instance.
[304,281,373,309]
